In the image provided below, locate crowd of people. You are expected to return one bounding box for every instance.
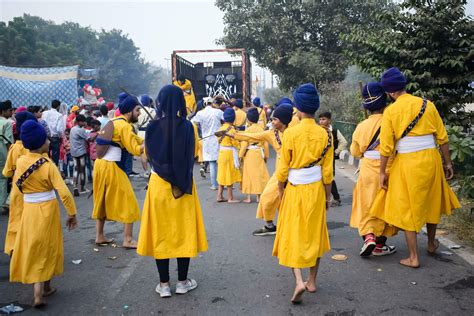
[0,66,460,307]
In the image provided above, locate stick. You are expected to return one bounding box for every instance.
[358,81,368,119]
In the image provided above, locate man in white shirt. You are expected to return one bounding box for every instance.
[97,105,110,129]
[191,97,223,190]
[42,99,65,165]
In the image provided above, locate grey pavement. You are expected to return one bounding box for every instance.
[0,155,473,315]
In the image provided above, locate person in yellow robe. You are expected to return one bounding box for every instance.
[2,111,37,256]
[173,75,196,116]
[137,85,208,298]
[371,67,460,268]
[9,120,77,307]
[252,97,268,129]
[216,108,241,202]
[239,108,270,203]
[233,99,247,131]
[92,95,144,249]
[231,104,293,236]
[273,83,333,304]
[350,83,398,257]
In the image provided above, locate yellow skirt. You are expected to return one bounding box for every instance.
[256,173,280,221]
[241,149,269,194]
[4,185,23,255]
[10,199,64,284]
[217,150,241,186]
[137,173,208,259]
[370,148,460,232]
[197,140,204,163]
[272,181,330,268]
[350,158,398,237]
[92,159,140,223]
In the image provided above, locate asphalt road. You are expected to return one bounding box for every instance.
[1,154,473,315]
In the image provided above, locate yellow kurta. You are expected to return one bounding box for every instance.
[288,108,300,128]
[92,116,143,223]
[235,129,283,221]
[273,118,333,268]
[173,80,196,115]
[10,153,76,284]
[192,123,203,162]
[233,107,247,130]
[3,141,29,255]
[217,123,241,186]
[370,94,460,232]
[257,108,267,129]
[239,124,270,194]
[350,114,398,237]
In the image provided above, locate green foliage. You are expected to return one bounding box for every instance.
[0,14,159,99]
[343,0,474,124]
[446,125,474,168]
[263,87,290,106]
[216,0,394,91]
[318,81,364,124]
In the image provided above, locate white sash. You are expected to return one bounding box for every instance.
[396,134,436,154]
[288,165,322,185]
[102,146,122,162]
[220,146,240,169]
[24,190,56,203]
[363,150,381,160]
[247,144,265,159]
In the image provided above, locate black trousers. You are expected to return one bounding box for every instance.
[155,258,190,283]
[331,157,340,200]
[49,137,61,166]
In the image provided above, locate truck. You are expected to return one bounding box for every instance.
[171,48,252,103]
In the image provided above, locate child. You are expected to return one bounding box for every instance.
[60,129,73,185]
[238,108,269,203]
[9,120,77,307]
[88,119,101,171]
[273,84,333,304]
[216,108,241,203]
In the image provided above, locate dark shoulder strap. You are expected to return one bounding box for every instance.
[16,157,48,193]
[273,129,282,146]
[401,98,427,139]
[218,125,233,142]
[366,127,381,151]
[306,127,333,167]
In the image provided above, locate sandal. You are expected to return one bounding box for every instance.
[95,238,115,246]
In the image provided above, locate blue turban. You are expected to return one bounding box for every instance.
[272,104,293,126]
[234,99,244,109]
[15,111,37,137]
[276,97,294,107]
[21,120,47,150]
[293,83,320,114]
[247,108,259,123]
[362,82,387,112]
[223,108,236,123]
[118,92,128,104]
[119,95,140,114]
[253,97,261,108]
[380,67,407,93]
[141,95,152,107]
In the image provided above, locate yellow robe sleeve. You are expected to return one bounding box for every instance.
[50,163,77,216]
[119,123,143,156]
[193,124,200,158]
[350,125,363,158]
[238,139,249,159]
[432,104,448,145]
[321,141,334,185]
[263,141,269,159]
[2,147,16,178]
[276,132,292,183]
[235,131,272,144]
[379,110,396,157]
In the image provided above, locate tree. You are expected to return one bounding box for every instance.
[216,0,394,90]
[343,0,473,125]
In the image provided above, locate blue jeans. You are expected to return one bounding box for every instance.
[62,153,74,178]
[125,153,133,176]
[209,161,217,188]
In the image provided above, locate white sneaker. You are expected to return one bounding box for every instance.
[175,279,198,294]
[155,283,172,298]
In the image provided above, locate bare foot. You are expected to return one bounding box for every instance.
[43,287,57,297]
[33,297,46,308]
[427,239,440,255]
[304,281,317,293]
[123,240,138,249]
[399,258,420,268]
[291,283,306,304]
[95,238,115,246]
[242,199,251,203]
[216,198,226,203]
[228,200,241,203]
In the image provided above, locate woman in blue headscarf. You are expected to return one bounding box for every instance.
[137,85,208,298]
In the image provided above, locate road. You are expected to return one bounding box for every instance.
[1,154,473,315]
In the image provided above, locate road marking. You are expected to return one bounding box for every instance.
[106,255,144,300]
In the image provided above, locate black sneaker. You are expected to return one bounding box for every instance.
[73,188,80,197]
[199,168,206,178]
[253,225,277,236]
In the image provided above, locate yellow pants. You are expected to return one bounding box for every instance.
[256,174,280,222]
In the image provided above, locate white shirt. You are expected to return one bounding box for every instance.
[191,106,223,161]
[42,108,65,137]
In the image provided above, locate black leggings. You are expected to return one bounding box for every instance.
[155,258,190,283]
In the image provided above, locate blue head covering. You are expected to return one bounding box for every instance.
[141,95,152,107]
[234,99,243,109]
[15,111,37,137]
[21,120,47,150]
[380,67,407,93]
[272,104,293,126]
[223,108,236,123]
[253,97,261,108]
[118,92,128,104]
[145,85,194,197]
[276,97,294,107]
[293,83,320,114]
[362,82,387,111]
[118,95,140,114]
[247,108,259,123]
